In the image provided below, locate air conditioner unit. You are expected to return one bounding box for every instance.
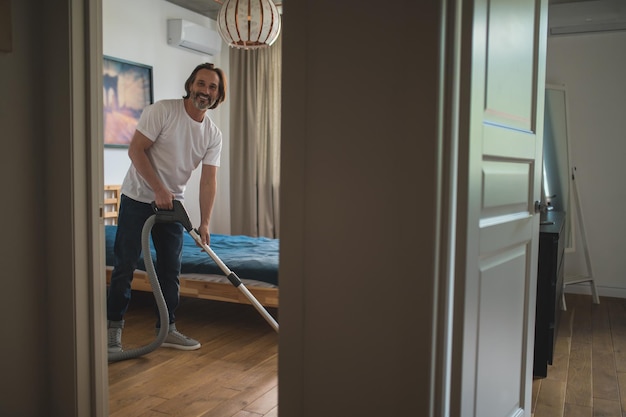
[167,19,223,56]
[549,0,626,35]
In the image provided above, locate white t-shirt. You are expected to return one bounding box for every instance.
[121,99,222,203]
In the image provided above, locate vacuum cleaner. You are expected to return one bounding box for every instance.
[108,200,279,362]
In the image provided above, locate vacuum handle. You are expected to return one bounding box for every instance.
[150,200,193,232]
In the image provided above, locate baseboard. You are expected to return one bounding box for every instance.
[563,282,626,300]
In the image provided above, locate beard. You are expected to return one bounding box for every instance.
[191,90,216,111]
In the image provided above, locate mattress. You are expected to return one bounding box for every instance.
[105,225,279,287]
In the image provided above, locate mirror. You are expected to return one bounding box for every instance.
[542,85,572,248]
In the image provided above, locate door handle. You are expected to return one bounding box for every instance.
[534,200,548,213]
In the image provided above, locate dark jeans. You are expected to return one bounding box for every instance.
[107,194,183,327]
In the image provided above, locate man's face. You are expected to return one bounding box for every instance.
[190,69,220,111]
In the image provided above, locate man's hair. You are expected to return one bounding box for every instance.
[183,63,227,109]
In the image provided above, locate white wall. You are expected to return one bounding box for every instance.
[103,0,231,234]
[546,30,626,298]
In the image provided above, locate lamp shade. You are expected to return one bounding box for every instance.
[217,0,281,49]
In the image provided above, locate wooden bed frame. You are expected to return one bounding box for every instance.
[104,185,279,308]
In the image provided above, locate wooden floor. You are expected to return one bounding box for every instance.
[532,293,626,417]
[109,292,625,416]
[108,291,279,417]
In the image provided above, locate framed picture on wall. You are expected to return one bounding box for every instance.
[103,56,153,147]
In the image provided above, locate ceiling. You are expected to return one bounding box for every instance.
[166,0,283,21]
[166,0,624,35]
[166,0,221,20]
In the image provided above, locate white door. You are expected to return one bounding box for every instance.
[452,0,548,416]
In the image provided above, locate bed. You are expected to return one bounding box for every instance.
[104,185,279,308]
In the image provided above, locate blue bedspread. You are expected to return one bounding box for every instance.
[105,225,279,286]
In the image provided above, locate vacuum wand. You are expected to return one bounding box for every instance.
[189,229,279,333]
[152,200,278,333]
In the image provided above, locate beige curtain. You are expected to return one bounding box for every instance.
[229,35,281,238]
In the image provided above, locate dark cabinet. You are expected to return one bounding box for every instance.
[534,211,566,378]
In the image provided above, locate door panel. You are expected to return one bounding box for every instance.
[476,247,527,417]
[485,1,536,130]
[482,161,530,215]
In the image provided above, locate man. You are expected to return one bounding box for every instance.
[107,63,226,352]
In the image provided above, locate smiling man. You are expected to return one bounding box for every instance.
[107,63,227,354]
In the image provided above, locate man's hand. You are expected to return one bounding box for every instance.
[154,188,175,210]
[197,224,211,246]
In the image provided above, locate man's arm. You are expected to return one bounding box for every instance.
[198,164,218,245]
[128,130,174,209]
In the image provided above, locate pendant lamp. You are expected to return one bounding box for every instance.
[217,0,281,49]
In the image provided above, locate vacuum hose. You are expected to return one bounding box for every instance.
[108,214,170,362]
